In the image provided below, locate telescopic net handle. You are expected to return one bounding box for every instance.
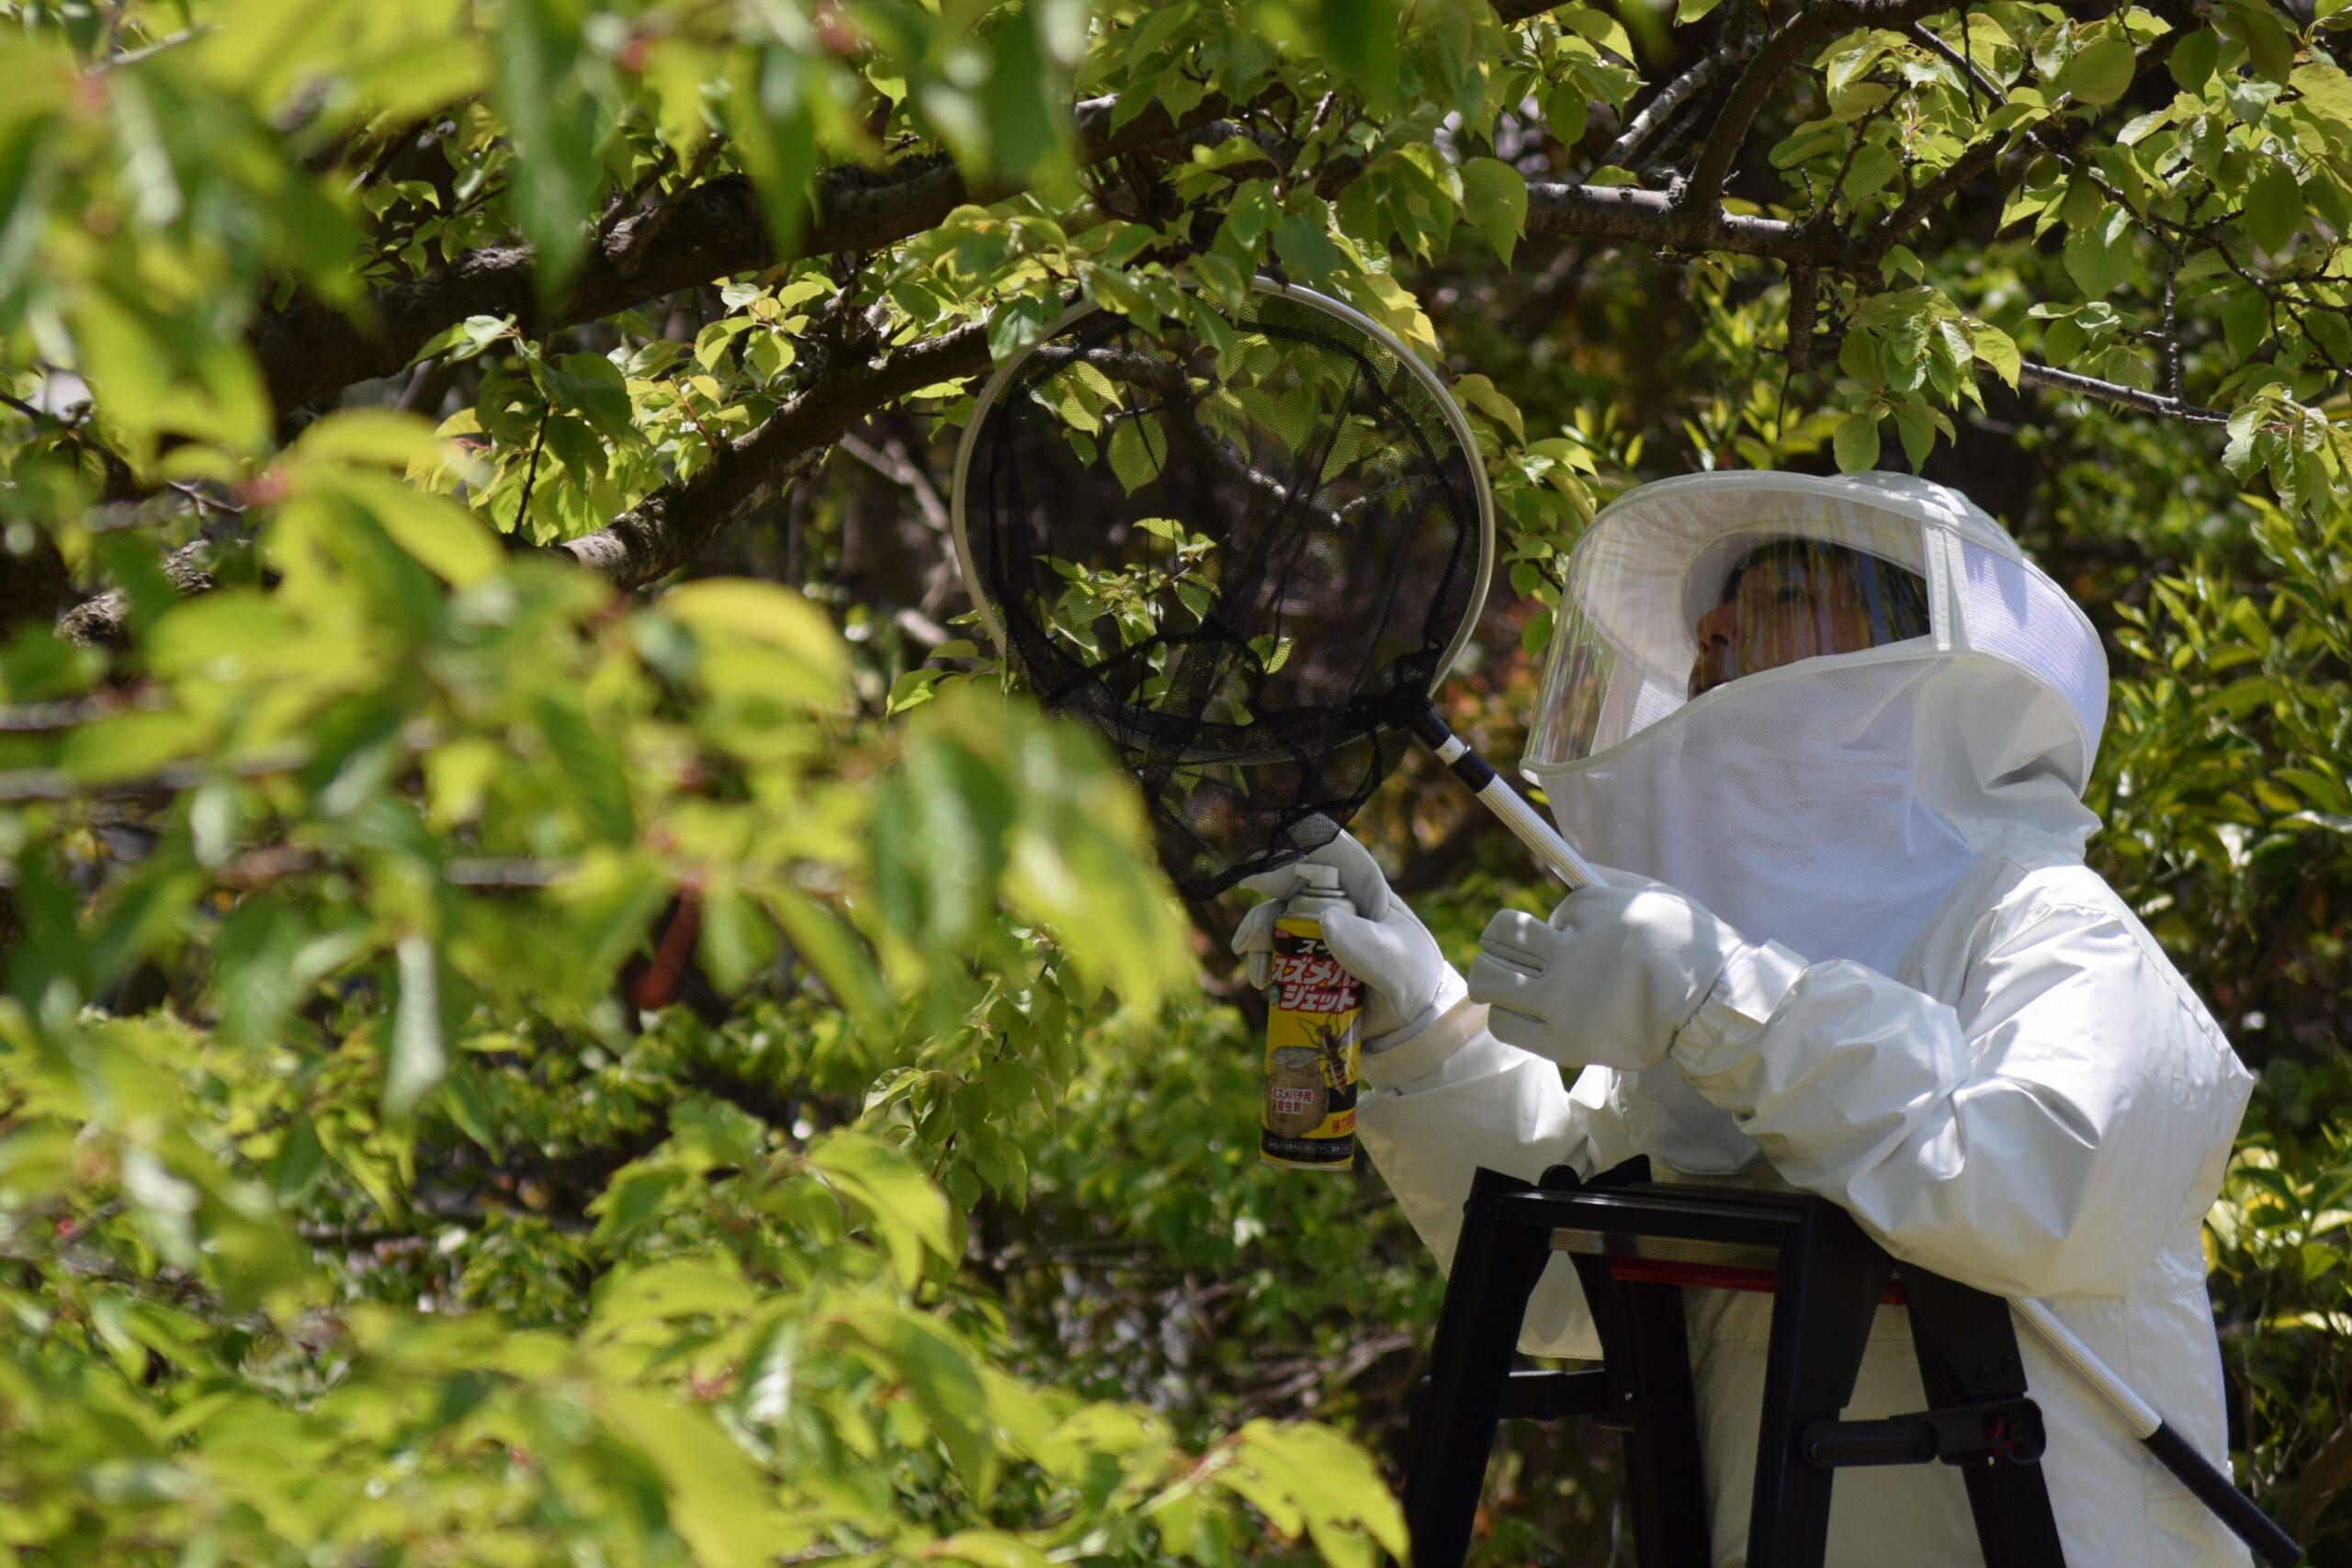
[1407,707,1600,891]
[2011,1299,2302,1567]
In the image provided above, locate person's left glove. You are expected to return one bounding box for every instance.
[1230,830,1450,1042]
[1468,870,1750,1070]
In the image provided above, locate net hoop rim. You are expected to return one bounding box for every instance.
[946,274,1496,704]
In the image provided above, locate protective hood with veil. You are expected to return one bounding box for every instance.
[1345,470,2256,1566]
[1521,468,2108,979]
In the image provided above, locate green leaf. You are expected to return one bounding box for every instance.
[1677,0,1726,20]
[2245,163,2304,254]
[591,1255,757,1331]
[1969,322,2021,388]
[808,1130,956,1288]
[2062,207,2133,298]
[2043,313,2087,364]
[729,43,818,256]
[596,1388,777,1568]
[327,470,503,589]
[2055,37,2138,107]
[1834,410,1882,472]
[841,1303,997,1501]
[2290,62,2352,129]
[695,882,775,993]
[1450,371,1524,441]
[2220,0,2296,84]
[1105,414,1170,493]
[663,579,849,683]
[384,933,447,1130]
[531,691,634,847]
[2225,287,2275,360]
[1312,0,1399,110]
[930,1531,1054,1568]
[2168,28,2220,90]
[0,111,54,320]
[1271,210,1351,282]
[546,352,635,441]
[1458,158,1528,267]
[988,294,1057,365]
[496,0,604,295]
[981,7,1058,179]
[1891,398,1945,469]
[1841,143,1901,206]
[760,888,895,1046]
[266,1116,327,1206]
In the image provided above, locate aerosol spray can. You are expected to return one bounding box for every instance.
[1260,863,1363,1170]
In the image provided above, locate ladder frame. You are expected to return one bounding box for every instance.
[1400,1160,2065,1568]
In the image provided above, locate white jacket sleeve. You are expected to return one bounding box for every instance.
[1668,883,2254,1300]
[1353,987,1628,1357]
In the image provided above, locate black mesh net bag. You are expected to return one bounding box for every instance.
[952,280,1492,900]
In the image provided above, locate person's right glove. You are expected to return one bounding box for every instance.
[1467,869,1751,1070]
[1228,829,1453,1043]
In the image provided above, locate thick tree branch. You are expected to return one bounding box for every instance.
[252,0,1574,420]
[556,322,993,589]
[1522,181,1871,266]
[57,539,235,649]
[253,104,1227,419]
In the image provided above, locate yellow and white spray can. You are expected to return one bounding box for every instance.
[1260,863,1363,1170]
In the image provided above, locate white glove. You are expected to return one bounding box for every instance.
[1230,830,1449,1043]
[1467,869,1750,1070]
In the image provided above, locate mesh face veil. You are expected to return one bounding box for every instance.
[1522,470,2109,981]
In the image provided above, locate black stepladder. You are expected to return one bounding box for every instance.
[1401,1160,2065,1568]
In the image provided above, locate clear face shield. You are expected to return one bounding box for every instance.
[1525,504,1936,773]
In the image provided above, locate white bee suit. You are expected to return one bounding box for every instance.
[1352,471,2256,1566]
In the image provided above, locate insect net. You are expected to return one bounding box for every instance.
[955,286,1487,900]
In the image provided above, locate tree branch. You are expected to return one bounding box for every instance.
[249,0,1575,421]
[251,103,1229,419]
[1678,0,1964,231]
[57,539,236,649]
[1522,180,1871,266]
[2012,358,2227,424]
[1604,45,1739,171]
[556,321,993,589]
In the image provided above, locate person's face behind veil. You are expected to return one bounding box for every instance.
[1688,542,1925,699]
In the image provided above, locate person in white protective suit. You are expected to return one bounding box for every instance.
[1234,471,2257,1566]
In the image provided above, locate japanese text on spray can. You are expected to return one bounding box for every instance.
[1261,863,1362,1170]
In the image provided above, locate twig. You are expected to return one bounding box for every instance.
[1908,18,2003,103]
[1679,0,1959,231]
[511,407,551,536]
[2161,241,2185,403]
[557,321,994,589]
[616,135,726,278]
[0,694,159,733]
[95,25,214,72]
[0,390,140,501]
[1871,132,2006,249]
[1604,48,1736,170]
[0,745,311,805]
[595,140,681,249]
[2012,357,2227,424]
[836,431,950,536]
